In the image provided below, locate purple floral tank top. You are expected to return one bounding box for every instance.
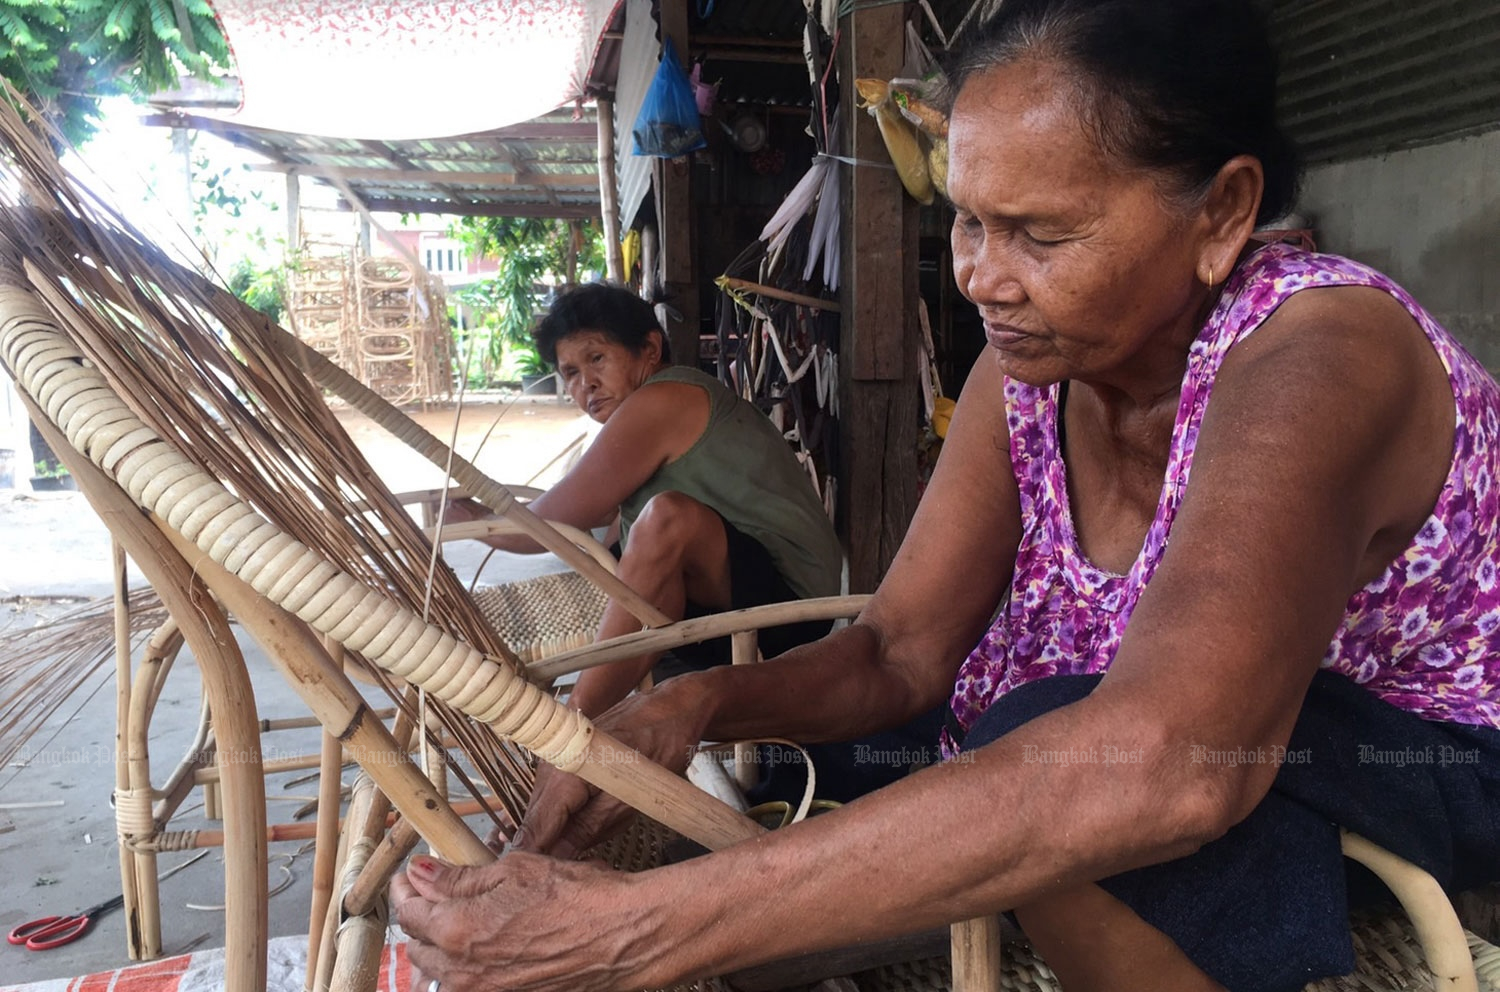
[944,242,1500,754]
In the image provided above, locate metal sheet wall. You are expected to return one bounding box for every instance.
[1270,0,1500,164]
[614,0,657,230]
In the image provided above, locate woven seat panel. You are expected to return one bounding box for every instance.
[1460,885,1500,944]
[471,571,609,664]
[845,913,1500,992]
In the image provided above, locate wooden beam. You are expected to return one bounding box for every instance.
[251,164,598,186]
[837,0,920,592]
[338,198,600,219]
[656,0,699,366]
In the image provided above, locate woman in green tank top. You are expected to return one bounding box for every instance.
[447,282,843,721]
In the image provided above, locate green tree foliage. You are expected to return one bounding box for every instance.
[227,255,284,325]
[450,216,605,375]
[0,0,230,145]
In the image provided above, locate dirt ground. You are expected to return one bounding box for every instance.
[0,393,592,986]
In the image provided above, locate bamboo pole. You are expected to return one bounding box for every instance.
[194,752,326,784]
[22,400,269,992]
[732,630,760,792]
[529,595,871,680]
[717,276,842,312]
[342,818,420,919]
[137,799,494,851]
[112,540,153,960]
[597,98,625,283]
[306,729,344,990]
[950,916,1003,992]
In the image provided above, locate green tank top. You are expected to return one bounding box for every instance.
[618,366,842,599]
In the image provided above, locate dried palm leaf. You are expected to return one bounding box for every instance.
[0,84,535,825]
[0,591,169,770]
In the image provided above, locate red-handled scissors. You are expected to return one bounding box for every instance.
[8,893,125,950]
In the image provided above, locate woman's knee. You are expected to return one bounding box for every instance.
[630,491,715,547]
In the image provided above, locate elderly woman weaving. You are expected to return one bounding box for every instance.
[395,1,1500,990]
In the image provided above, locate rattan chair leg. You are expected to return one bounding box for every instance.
[307,729,345,989]
[155,694,212,824]
[29,405,270,992]
[330,775,389,992]
[343,818,421,920]
[1340,830,1478,992]
[313,796,355,992]
[951,915,1003,992]
[112,541,158,961]
[731,631,761,793]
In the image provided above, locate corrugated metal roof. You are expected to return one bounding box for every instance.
[1268,0,1499,163]
[143,108,603,218]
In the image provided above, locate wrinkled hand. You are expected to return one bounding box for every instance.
[501,678,711,859]
[393,851,672,992]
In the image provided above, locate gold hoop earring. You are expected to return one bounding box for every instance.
[1203,264,1216,288]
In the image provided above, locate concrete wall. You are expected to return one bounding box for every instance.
[1296,129,1500,368]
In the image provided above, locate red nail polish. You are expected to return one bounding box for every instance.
[409,856,438,878]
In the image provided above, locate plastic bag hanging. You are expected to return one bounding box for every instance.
[632,39,708,158]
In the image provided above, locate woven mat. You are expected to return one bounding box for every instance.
[471,570,609,664]
[840,910,1500,992]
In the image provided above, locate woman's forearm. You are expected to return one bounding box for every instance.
[629,693,1225,987]
[670,622,954,748]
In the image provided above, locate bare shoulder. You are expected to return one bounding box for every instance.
[614,377,712,455]
[1206,281,1454,562]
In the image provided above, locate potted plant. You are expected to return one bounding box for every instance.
[30,456,75,491]
[516,344,557,395]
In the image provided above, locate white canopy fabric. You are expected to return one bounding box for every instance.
[205,0,621,139]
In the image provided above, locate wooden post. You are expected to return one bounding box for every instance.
[655,0,700,367]
[285,171,301,252]
[837,0,921,593]
[641,223,659,298]
[597,98,625,283]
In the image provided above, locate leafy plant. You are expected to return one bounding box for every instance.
[227,255,284,324]
[31,456,66,478]
[513,343,551,377]
[0,0,231,146]
[449,216,605,374]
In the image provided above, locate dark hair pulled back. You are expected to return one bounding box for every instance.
[532,282,671,366]
[949,0,1300,226]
